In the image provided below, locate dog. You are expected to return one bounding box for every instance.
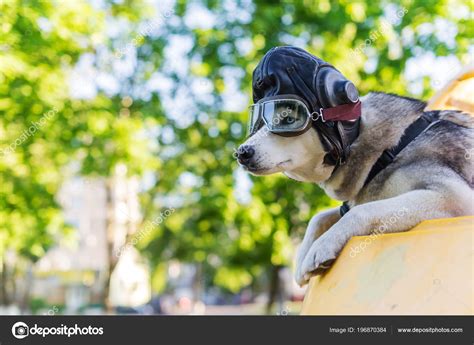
[237,91,474,286]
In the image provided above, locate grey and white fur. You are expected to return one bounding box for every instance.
[237,92,474,286]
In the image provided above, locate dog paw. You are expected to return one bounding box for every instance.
[296,235,339,286]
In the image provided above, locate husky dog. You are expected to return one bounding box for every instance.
[237,92,474,286]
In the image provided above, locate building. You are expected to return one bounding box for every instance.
[33,165,151,313]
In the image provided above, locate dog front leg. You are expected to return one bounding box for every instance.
[297,189,454,285]
[295,207,340,285]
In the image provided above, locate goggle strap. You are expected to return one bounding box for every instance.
[320,100,361,122]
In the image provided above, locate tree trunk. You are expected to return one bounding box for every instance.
[103,179,118,313]
[193,263,203,302]
[266,265,281,314]
[19,265,33,313]
[0,255,9,305]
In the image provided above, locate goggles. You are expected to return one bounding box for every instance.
[247,94,362,137]
[248,95,320,137]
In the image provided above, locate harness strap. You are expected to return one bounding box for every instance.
[339,202,351,217]
[339,111,441,217]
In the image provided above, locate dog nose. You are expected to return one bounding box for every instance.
[236,145,255,165]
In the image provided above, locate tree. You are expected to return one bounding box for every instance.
[0,0,154,309]
[133,0,471,309]
[0,0,103,305]
[1,0,471,312]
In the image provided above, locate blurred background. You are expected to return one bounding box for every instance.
[0,0,471,315]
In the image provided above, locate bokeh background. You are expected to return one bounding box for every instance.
[0,0,472,315]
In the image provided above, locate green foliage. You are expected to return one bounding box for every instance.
[1,0,470,294]
[136,0,471,293]
[0,0,104,260]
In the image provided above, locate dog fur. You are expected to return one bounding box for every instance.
[237,92,474,286]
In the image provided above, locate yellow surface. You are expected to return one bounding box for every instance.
[426,65,474,114]
[300,216,474,315]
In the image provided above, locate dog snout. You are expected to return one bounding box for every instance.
[236,145,255,165]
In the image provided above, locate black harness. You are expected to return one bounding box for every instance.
[339,111,441,217]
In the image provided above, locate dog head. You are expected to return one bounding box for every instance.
[236,127,335,183]
[236,47,361,183]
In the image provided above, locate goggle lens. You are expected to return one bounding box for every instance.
[262,100,308,132]
[248,105,264,136]
[247,98,311,136]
